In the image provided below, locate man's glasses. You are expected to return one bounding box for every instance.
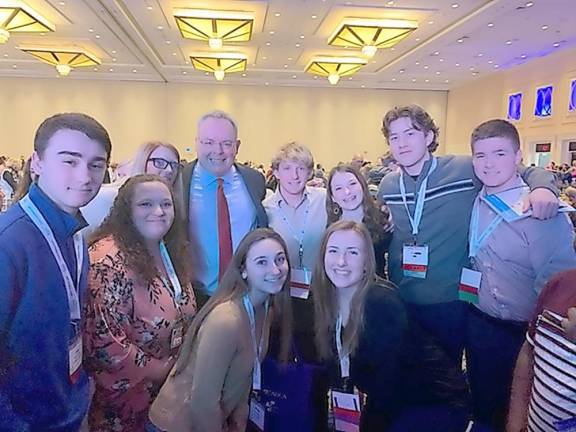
[148,157,181,171]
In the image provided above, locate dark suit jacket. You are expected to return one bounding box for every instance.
[182,159,268,229]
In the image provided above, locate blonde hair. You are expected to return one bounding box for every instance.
[271,141,314,172]
[130,141,185,219]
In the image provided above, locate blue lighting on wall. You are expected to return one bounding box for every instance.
[535,85,553,117]
[508,93,522,120]
[570,80,576,112]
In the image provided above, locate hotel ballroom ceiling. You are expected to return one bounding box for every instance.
[0,0,574,90]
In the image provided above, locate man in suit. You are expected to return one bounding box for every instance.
[182,111,267,302]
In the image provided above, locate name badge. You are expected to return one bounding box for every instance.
[290,268,311,299]
[402,244,429,279]
[458,267,481,304]
[69,335,82,383]
[249,397,265,431]
[555,417,576,432]
[170,325,183,349]
[330,390,361,432]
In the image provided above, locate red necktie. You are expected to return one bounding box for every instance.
[217,178,233,280]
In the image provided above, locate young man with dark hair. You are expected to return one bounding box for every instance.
[0,113,111,431]
[377,105,559,367]
[465,119,576,431]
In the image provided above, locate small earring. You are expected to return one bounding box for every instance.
[241,272,247,279]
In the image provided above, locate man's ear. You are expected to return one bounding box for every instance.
[31,151,42,177]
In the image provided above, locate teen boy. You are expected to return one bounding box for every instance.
[377,105,558,365]
[465,119,576,431]
[0,113,111,431]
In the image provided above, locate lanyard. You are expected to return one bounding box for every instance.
[243,295,269,391]
[20,195,84,321]
[159,241,182,301]
[335,315,350,378]
[278,193,310,268]
[469,197,503,258]
[399,157,438,239]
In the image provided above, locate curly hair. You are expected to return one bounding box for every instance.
[326,163,388,243]
[381,105,440,153]
[89,174,192,286]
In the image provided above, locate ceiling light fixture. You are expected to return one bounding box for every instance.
[0,2,55,44]
[305,56,367,85]
[19,47,100,76]
[189,52,247,81]
[173,9,254,50]
[328,18,418,59]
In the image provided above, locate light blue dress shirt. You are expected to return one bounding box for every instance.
[188,163,257,295]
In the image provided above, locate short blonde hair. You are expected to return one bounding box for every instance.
[271,142,314,171]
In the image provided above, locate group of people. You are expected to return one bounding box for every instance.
[0,105,575,432]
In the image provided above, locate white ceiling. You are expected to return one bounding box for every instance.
[0,0,574,90]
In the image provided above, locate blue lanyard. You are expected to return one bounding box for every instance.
[242,295,269,390]
[399,157,438,238]
[20,195,84,321]
[469,196,503,258]
[159,241,182,301]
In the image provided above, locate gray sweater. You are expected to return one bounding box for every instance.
[377,155,557,305]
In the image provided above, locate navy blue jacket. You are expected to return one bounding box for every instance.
[0,184,90,431]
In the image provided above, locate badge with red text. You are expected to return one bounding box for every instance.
[458,267,481,304]
[402,244,429,279]
[330,390,361,432]
[290,268,311,299]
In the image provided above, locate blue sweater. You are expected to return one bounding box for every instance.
[0,185,90,431]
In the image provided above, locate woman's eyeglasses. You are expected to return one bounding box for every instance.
[148,158,181,171]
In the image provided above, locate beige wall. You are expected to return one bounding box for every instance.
[0,78,447,167]
[445,47,576,164]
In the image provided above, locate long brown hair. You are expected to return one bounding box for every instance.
[89,174,191,286]
[173,228,294,375]
[326,163,387,243]
[313,220,393,360]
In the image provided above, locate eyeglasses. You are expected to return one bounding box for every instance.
[148,158,181,171]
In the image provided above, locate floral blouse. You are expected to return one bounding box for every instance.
[83,236,196,432]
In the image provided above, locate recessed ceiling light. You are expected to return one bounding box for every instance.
[525,1,534,7]
[292,75,297,79]
[147,6,153,11]
[112,58,117,62]
[361,84,366,88]
[415,38,420,42]
[12,64,17,68]
[423,65,429,69]
[311,15,317,19]
[182,71,187,74]
[457,38,464,43]
[262,56,267,60]
[399,69,405,73]
[112,50,117,54]
[425,79,430,82]
[314,75,318,79]
[435,71,441,75]
[242,73,246,77]
[439,58,444,62]
[274,13,281,17]
[541,25,549,30]
[295,43,301,47]
[269,30,275,35]
[477,53,483,57]
[89,28,94,33]
[166,40,171,44]
[553,42,560,47]
[157,25,163,30]
[455,62,460,66]
[348,77,353,80]
[59,1,66,5]
[266,42,271,46]
[428,20,434,25]
[411,78,417,82]
[93,67,98,71]
[205,72,209,76]
[391,47,396,51]
[451,3,459,8]
[487,22,494,27]
[287,57,293,61]
[445,79,450,83]
[415,61,420,65]
[494,64,500,68]
[392,78,397,81]
[488,60,493,64]
[299,35,305,39]
[109,68,114,72]
[265,82,270,85]
[387,0,394,4]
[95,35,101,39]
[3,54,8,58]
[132,69,137,73]
[469,66,475,70]
[433,51,440,55]
[283,64,288,68]
[520,54,527,59]
[172,52,177,56]
[472,71,479,76]
[506,40,512,45]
